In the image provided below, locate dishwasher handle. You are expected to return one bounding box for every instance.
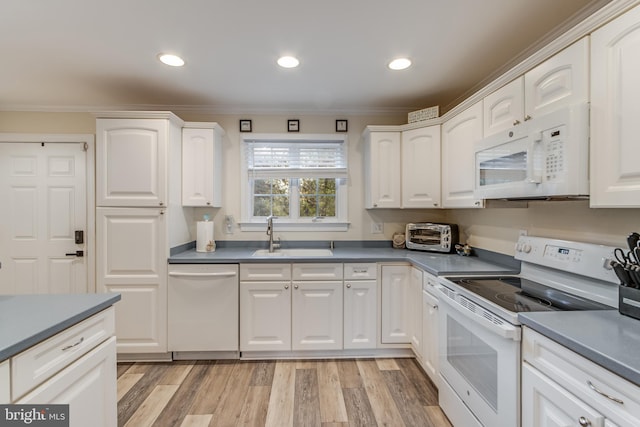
[168,271,237,278]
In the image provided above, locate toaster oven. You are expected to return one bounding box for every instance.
[405,223,458,253]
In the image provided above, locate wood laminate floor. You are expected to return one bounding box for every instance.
[117,358,453,427]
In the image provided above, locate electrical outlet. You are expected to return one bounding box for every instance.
[371,222,383,234]
[225,215,234,234]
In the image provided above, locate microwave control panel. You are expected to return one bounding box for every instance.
[544,124,566,182]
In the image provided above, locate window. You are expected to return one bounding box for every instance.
[241,134,348,231]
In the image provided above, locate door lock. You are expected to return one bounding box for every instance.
[75,230,84,244]
[65,251,84,257]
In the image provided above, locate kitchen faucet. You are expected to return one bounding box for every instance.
[266,215,281,253]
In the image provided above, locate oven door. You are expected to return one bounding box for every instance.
[436,284,521,427]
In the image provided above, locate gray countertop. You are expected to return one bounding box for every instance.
[0,293,121,361]
[169,246,520,277]
[519,310,640,387]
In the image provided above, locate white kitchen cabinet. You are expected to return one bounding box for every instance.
[441,101,484,208]
[96,207,168,355]
[483,37,589,137]
[291,263,343,351]
[401,126,441,208]
[344,263,377,350]
[96,113,183,207]
[363,130,401,208]
[421,272,439,386]
[168,264,238,353]
[240,264,292,352]
[182,122,225,207]
[17,337,117,427]
[409,266,423,358]
[522,327,640,427]
[292,281,343,350]
[380,264,411,344]
[0,360,9,403]
[590,5,640,207]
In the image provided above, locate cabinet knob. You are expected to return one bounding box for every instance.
[284,284,289,290]
[346,283,351,288]
[524,114,532,121]
[294,284,299,289]
[513,119,521,126]
[474,201,480,206]
[433,304,438,310]
[373,203,378,208]
[433,203,438,207]
[206,201,211,205]
[159,202,164,206]
[578,417,591,427]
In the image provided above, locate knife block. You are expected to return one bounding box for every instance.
[619,285,640,320]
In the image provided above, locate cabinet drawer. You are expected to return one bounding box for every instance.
[344,263,377,280]
[0,359,9,403]
[523,327,640,426]
[12,307,115,400]
[292,263,343,280]
[240,264,291,281]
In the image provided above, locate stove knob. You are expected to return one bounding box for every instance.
[523,244,532,253]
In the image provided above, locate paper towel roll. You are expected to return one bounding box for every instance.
[196,221,215,252]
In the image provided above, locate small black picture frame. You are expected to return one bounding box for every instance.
[288,119,300,132]
[336,119,348,132]
[239,119,252,132]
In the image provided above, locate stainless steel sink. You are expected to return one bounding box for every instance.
[251,248,333,257]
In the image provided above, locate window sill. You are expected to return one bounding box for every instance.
[239,221,350,232]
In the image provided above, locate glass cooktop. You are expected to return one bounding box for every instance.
[449,276,611,313]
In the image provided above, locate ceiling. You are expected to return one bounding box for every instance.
[0,0,611,115]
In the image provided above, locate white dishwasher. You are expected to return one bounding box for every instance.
[168,264,239,358]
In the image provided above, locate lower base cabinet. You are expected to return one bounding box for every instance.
[292,281,343,350]
[380,264,411,344]
[421,273,439,386]
[240,280,292,352]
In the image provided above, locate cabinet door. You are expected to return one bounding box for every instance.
[441,101,484,208]
[0,360,8,403]
[401,126,441,208]
[409,267,423,357]
[525,37,589,119]
[483,77,524,137]
[344,279,377,349]
[422,289,439,386]
[96,208,167,354]
[96,118,167,207]
[522,363,604,427]
[182,126,222,207]
[292,281,343,350]
[17,337,117,427]
[590,5,640,207]
[364,132,401,208]
[240,281,291,351]
[380,265,410,344]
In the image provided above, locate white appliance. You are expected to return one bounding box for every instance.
[436,236,619,427]
[474,103,589,199]
[168,264,239,358]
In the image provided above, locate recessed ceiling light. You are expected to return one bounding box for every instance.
[158,53,185,67]
[388,58,412,70]
[277,56,300,68]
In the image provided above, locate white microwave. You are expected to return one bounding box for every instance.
[474,103,589,199]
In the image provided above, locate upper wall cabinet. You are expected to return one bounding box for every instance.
[590,5,640,207]
[483,37,589,137]
[442,101,484,208]
[96,114,183,207]
[182,122,225,207]
[363,130,401,208]
[401,126,441,208]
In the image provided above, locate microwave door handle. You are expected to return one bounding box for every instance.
[526,131,542,184]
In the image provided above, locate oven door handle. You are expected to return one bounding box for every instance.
[436,284,521,341]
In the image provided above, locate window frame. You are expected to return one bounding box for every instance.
[239,133,349,232]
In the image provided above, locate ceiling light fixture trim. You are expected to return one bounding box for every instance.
[158,53,185,67]
[388,58,412,70]
[277,56,300,68]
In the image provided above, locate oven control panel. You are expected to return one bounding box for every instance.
[515,236,618,284]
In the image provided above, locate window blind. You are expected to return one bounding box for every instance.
[246,140,347,178]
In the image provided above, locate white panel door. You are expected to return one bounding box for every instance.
[0,142,87,294]
[422,289,439,385]
[590,5,640,207]
[441,101,484,208]
[401,126,441,208]
[240,281,291,351]
[483,77,524,137]
[96,207,167,354]
[409,267,423,357]
[364,132,401,208]
[344,279,377,349]
[292,281,343,350]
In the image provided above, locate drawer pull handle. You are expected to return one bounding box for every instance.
[578,417,590,426]
[587,380,624,404]
[61,337,84,351]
